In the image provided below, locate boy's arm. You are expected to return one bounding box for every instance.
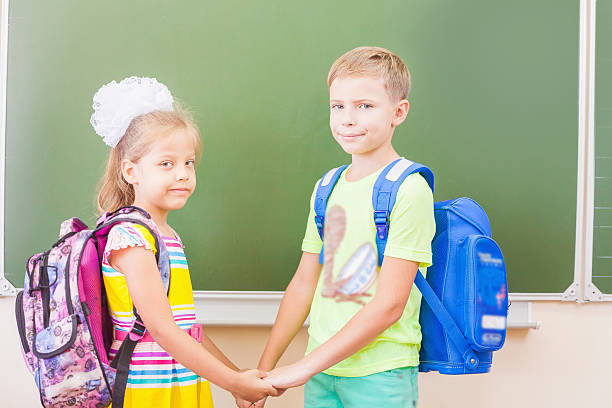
[265,255,418,388]
[201,332,240,371]
[258,251,322,371]
[200,329,253,406]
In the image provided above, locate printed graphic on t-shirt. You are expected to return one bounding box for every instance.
[322,205,377,305]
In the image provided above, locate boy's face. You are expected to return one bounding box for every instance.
[329,76,408,157]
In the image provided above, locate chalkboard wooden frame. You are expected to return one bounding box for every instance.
[0,0,13,296]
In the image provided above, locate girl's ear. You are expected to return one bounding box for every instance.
[121,159,138,185]
[391,99,410,128]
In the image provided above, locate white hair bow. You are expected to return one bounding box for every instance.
[90,77,174,148]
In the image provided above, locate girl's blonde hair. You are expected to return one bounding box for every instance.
[96,104,202,215]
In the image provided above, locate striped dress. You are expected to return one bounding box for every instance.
[102,223,214,408]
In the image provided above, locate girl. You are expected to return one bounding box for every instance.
[91,76,277,407]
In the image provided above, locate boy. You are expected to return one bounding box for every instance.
[249,46,434,407]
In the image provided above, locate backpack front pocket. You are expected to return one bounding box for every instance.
[460,235,508,352]
[33,313,78,358]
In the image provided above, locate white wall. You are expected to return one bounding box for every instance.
[3,298,611,408]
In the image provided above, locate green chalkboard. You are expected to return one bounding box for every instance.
[593,0,612,293]
[5,0,579,292]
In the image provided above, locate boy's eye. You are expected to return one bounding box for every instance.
[186,160,195,167]
[331,104,343,110]
[160,161,173,168]
[358,103,373,109]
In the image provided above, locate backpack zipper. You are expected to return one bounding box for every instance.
[15,290,30,354]
[39,252,51,328]
[464,235,480,348]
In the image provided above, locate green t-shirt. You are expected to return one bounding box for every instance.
[302,162,435,377]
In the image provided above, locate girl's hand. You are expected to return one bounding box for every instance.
[235,379,288,407]
[264,361,314,389]
[232,369,279,403]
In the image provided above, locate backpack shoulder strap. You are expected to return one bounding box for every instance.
[95,206,170,291]
[372,158,434,266]
[414,271,480,370]
[314,165,349,264]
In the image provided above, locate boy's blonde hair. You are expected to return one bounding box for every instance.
[96,104,202,215]
[327,46,411,101]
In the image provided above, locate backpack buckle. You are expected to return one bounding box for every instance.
[314,215,325,238]
[373,210,390,240]
[102,206,152,225]
[128,320,147,341]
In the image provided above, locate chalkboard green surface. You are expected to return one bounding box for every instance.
[6,0,578,292]
[593,0,612,293]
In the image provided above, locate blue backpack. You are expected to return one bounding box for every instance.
[314,158,508,375]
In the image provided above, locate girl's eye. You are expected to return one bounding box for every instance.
[331,104,343,110]
[160,161,173,168]
[359,103,373,109]
[186,160,195,167]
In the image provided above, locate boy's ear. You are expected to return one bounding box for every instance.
[121,159,138,185]
[391,99,410,127]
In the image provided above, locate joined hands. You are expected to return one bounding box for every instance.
[234,361,314,408]
[231,369,280,405]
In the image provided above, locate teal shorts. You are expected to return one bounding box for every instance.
[304,366,418,408]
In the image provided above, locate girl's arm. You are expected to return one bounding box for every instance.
[265,256,419,389]
[257,251,322,372]
[110,246,277,402]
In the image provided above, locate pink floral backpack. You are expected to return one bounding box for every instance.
[15,206,171,407]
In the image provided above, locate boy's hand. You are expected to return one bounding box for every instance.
[233,394,251,408]
[232,369,280,402]
[234,396,269,408]
[252,397,268,407]
[265,361,314,389]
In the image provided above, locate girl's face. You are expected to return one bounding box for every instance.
[122,129,197,218]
